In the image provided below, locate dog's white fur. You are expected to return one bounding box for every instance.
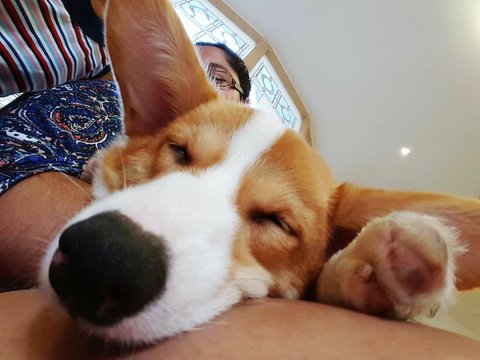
[38,0,480,346]
[40,112,286,343]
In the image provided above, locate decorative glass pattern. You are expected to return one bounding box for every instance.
[251,57,302,131]
[172,0,254,58]
[171,1,302,132]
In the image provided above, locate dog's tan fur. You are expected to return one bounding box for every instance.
[331,184,480,291]
[103,0,479,305]
[55,0,480,336]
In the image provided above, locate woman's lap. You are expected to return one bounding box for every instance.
[0,79,122,195]
[0,290,479,359]
[0,79,120,287]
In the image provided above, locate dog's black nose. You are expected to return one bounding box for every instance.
[49,211,168,326]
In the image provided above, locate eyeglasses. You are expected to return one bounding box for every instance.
[207,64,245,100]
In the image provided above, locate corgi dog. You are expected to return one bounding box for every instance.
[40,0,480,345]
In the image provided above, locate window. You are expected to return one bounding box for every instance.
[172,0,254,58]
[172,0,309,138]
[251,57,301,131]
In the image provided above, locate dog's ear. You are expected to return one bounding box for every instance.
[328,183,480,290]
[105,0,218,137]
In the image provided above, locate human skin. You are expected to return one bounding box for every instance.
[1,289,479,360]
[0,173,91,288]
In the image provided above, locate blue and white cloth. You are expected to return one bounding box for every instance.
[0,79,122,194]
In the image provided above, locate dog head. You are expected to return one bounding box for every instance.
[39,0,335,345]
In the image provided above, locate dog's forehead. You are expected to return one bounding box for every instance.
[170,101,287,171]
[176,101,301,159]
[171,100,333,197]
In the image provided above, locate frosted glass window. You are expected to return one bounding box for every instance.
[172,0,254,58]
[172,1,303,132]
[251,57,302,131]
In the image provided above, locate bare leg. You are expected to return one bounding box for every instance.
[0,290,479,359]
[0,172,91,288]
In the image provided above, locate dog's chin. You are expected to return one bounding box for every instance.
[40,248,242,346]
[72,283,242,346]
[38,172,246,345]
[39,249,243,346]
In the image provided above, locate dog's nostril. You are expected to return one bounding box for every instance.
[49,211,169,326]
[51,248,68,266]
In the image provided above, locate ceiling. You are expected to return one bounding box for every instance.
[223,0,480,198]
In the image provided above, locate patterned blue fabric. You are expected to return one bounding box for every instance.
[0,79,122,194]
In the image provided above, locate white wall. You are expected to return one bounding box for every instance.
[225,0,480,197]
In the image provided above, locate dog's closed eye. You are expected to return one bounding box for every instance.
[251,211,294,235]
[168,143,191,166]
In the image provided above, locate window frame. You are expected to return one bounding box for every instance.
[179,0,313,142]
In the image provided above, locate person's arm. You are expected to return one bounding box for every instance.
[0,173,91,288]
[1,289,479,359]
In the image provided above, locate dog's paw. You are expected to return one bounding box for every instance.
[317,211,465,319]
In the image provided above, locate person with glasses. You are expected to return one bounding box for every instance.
[196,42,251,103]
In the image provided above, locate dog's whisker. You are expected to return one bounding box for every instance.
[81,327,100,351]
[57,171,91,198]
[21,234,52,245]
[101,338,123,358]
[6,262,41,288]
[117,146,127,190]
[205,319,231,327]
[191,319,230,332]
[231,276,269,283]
[17,245,49,258]
[4,235,49,259]
[125,343,141,359]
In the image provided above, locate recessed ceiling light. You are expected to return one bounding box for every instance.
[400,147,412,157]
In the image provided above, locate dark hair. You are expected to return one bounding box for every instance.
[195,42,251,101]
